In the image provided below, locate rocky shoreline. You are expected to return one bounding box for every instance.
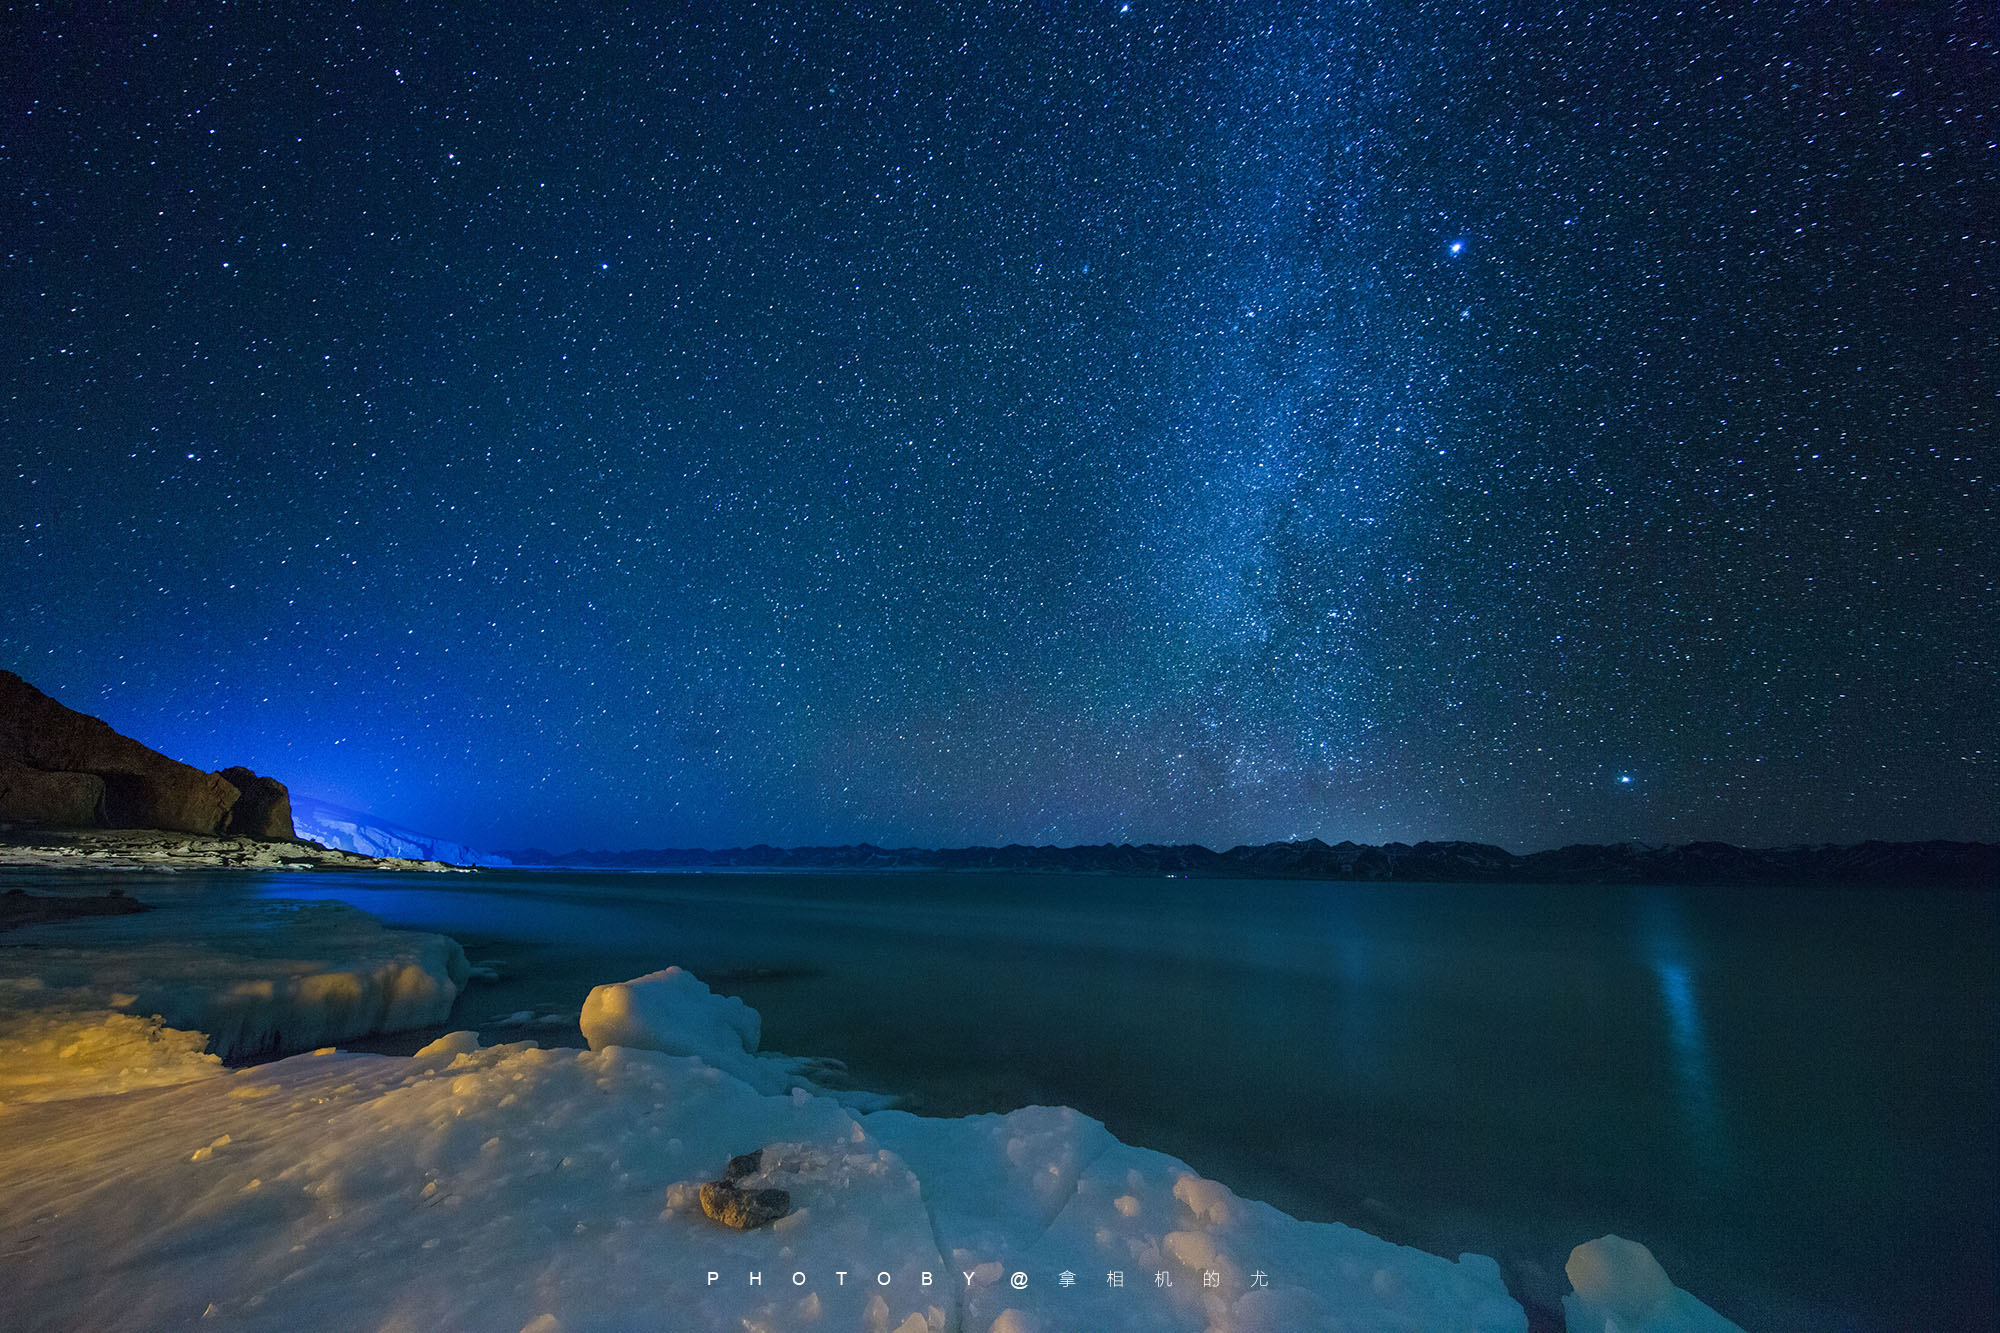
[0,827,473,874]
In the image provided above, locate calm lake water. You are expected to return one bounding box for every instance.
[184,869,1996,1330]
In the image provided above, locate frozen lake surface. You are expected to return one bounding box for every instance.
[181,867,2000,1331]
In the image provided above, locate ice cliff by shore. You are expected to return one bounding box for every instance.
[0,898,471,1097]
[289,794,512,868]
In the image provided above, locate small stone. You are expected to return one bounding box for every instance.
[722,1149,764,1182]
[698,1181,790,1230]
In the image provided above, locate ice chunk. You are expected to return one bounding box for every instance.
[581,966,761,1059]
[580,966,890,1109]
[1564,1235,1745,1333]
[0,898,471,1066]
[413,1030,482,1064]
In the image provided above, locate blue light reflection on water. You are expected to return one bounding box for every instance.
[1636,889,1730,1185]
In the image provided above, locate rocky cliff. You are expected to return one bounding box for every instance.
[0,671,294,838]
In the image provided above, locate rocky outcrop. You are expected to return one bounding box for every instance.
[0,762,105,826]
[218,766,294,839]
[0,671,293,838]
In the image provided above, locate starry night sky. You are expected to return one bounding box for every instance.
[4,2,1994,852]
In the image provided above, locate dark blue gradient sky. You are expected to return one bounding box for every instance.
[5,2,1993,851]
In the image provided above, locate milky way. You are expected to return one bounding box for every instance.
[4,2,1993,850]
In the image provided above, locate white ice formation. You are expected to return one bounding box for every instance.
[580,965,893,1110]
[1563,1234,1746,1333]
[289,794,511,867]
[0,898,470,1085]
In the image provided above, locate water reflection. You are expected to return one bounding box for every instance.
[1638,889,1728,1182]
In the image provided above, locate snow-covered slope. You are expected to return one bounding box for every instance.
[289,795,510,868]
[0,1030,1525,1332]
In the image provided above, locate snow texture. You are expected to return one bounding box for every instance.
[0,898,471,1070]
[0,1007,223,1102]
[0,923,1537,1332]
[1563,1235,1745,1333]
[290,794,512,868]
[865,1103,1527,1333]
[0,1029,1529,1333]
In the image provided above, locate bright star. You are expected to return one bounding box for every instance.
[1448,239,1465,256]
[1617,774,1635,785]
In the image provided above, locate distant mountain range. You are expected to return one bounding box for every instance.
[502,837,1996,886]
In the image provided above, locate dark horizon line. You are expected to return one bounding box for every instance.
[493,836,1999,887]
[507,833,1999,858]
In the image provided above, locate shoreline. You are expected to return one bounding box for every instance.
[0,882,1750,1332]
[0,826,475,874]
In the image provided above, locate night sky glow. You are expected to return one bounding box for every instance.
[5,3,1994,852]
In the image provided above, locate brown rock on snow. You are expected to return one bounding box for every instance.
[698,1180,792,1230]
[696,1148,792,1229]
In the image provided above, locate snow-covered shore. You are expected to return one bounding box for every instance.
[0,826,476,872]
[0,895,1742,1332]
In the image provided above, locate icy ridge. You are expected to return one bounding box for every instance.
[290,794,511,868]
[0,898,471,1072]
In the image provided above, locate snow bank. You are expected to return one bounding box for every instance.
[866,1103,1524,1332]
[0,1028,1527,1333]
[0,828,469,872]
[1563,1235,1745,1333]
[0,898,470,1069]
[1,951,1532,1332]
[0,1006,223,1101]
[0,1038,953,1332]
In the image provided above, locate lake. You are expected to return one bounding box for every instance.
[209,868,1994,1331]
